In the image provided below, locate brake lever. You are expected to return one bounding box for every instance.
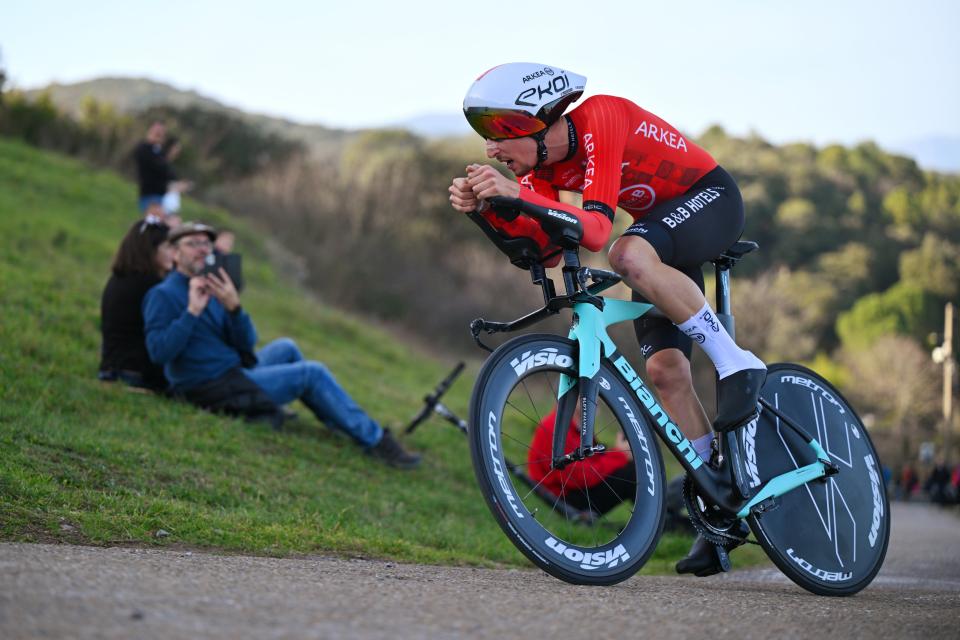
[575,268,605,310]
[470,318,500,353]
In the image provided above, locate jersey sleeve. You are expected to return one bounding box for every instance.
[577,96,633,228]
[515,171,613,253]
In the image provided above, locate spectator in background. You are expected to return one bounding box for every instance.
[135,121,190,218]
[99,216,174,391]
[951,464,960,505]
[143,222,421,468]
[898,464,919,501]
[214,229,235,255]
[527,408,635,515]
[925,458,951,504]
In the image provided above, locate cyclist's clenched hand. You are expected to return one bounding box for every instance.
[467,164,521,202]
[448,175,480,213]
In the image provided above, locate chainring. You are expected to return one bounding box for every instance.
[682,474,753,547]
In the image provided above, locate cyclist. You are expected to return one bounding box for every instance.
[448,62,765,576]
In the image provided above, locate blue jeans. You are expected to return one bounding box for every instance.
[243,338,383,447]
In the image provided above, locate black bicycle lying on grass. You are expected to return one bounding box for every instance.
[456,196,889,596]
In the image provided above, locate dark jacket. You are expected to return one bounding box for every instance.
[99,272,167,391]
[134,141,176,198]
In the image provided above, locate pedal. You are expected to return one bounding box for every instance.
[691,543,732,577]
[714,545,732,573]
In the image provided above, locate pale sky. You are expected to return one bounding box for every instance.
[2,0,958,149]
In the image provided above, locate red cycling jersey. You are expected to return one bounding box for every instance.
[527,409,629,497]
[484,94,718,254]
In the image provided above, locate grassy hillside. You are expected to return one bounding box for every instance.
[0,138,755,572]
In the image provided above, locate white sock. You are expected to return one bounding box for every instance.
[676,302,765,379]
[692,433,714,462]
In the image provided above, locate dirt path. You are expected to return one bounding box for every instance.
[1,503,957,639]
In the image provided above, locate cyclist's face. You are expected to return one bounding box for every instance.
[485,137,537,175]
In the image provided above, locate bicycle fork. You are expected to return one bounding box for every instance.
[551,299,652,471]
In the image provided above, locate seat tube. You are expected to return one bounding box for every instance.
[714,264,735,340]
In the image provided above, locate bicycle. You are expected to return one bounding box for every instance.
[464,196,890,596]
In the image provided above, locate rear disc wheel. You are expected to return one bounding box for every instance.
[746,363,890,596]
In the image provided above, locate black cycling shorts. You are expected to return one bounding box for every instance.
[621,165,744,360]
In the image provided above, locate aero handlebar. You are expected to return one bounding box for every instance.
[485,196,584,249]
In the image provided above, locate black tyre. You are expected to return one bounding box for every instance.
[746,363,890,596]
[468,334,666,585]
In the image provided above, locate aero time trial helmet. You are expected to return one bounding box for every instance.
[463,63,586,141]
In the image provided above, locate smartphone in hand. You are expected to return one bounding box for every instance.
[201,253,244,292]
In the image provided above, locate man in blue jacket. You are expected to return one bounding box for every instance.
[143,222,420,469]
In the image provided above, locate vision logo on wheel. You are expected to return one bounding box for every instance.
[545,537,631,570]
[510,348,574,377]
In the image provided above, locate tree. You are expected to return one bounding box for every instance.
[0,48,6,106]
[837,282,942,349]
[899,234,960,299]
[840,335,941,459]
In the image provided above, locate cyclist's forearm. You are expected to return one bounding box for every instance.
[518,189,613,252]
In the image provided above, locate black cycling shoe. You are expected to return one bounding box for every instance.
[713,368,767,432]
[676,521,750,577]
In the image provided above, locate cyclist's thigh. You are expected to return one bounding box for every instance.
[631,265,704,360]
[621,166,744,268]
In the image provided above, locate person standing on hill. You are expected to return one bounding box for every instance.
[134,120,190,216]
[142,222,421,469]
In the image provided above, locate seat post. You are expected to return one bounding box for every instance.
[714,262,735,341]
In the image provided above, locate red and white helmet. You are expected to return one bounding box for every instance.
[463,63,587,140]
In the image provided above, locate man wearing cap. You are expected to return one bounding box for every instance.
[143,222,420,468]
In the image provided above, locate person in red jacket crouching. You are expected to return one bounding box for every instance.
[527,408,636,515]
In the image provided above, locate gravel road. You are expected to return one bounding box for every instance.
[1,502,957,639]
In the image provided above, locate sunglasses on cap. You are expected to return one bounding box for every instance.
[464,107,546,141]
[139,214,165,234]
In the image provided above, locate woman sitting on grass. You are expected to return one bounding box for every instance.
[98,216,175,391]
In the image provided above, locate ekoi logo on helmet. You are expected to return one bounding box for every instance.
[463,62,586,140]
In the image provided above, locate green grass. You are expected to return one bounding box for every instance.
[0,137,767,573]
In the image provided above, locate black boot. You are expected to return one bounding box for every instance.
[713,368,766,432]
[675,521,750,577]
[367,428,421,470]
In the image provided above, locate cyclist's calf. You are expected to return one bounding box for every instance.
[644,350,693,401]
[645,350,712,442]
